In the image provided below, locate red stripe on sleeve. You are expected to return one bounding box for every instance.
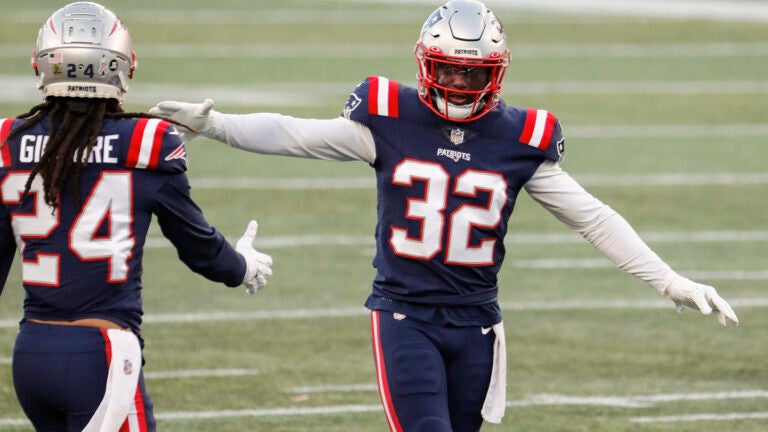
[368,76,380,115]
[519,108,536,144]
[538,112,557,151]
[387,79,399,118]
[147,121,170,169]
[126,119,148,168]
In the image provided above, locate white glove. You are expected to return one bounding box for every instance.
[235,220,273,294]
[663,275,739,326]
[149,99,215,142]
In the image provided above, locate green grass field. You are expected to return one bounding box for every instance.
[1,1,767,431]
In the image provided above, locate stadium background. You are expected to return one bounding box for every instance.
[1,1,767,430]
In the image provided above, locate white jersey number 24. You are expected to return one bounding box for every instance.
[1,171,134,286]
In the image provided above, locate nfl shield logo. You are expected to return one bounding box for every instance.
[123,359,133,375]
[450,128,465,145]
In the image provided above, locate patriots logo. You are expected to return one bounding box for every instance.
[165,143,186,162]
[556,138,565,161]
[123,359,133,375]
[425,9,445,28]
[343,93,362,119]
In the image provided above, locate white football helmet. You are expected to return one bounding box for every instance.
[415,0,510,122]
[31,2,136,101]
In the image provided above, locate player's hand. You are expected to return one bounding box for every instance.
[235,220,273,295]
[663,276,739,326]
[149,99,215,142]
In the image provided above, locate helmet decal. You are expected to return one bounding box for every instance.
[32,2,135,102]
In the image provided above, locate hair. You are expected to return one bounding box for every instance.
[1,97,189,210]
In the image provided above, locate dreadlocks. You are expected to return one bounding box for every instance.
[1,97,188,210]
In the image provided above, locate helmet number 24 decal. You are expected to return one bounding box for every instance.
[67,63,95,79]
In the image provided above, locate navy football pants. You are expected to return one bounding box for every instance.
[12,322,155,432]
[370,310,495,432]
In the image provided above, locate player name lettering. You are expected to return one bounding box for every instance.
[20,134,119,164]
[436,148,471,162]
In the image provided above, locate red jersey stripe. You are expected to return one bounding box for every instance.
[538,111,557,151]
[127,119,166,169]
[386,78,399,118]
[520,109,556,150]
[147,120,169,169]
[368,76,381,115]
[519,108,537,145]
[126,119,149,168]
[0,118,15,168]
[367,76,399,118]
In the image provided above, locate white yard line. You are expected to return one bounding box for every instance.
[5,42,768,59]
[513,260,768,280]
[566,124,768,138]
[507,0,768,22]
[142,230,768,250]
[288,384,379,393]
[9,1,768,23]
[0,361,259,380]
[144,369,258,380]
[371,0,768,22]
[632,411,768,423]
[3,298,766,329]
[11,0,768,21]
[2,75,768,106]
[2,389,766,426]
[286,385,768,408]
[187,173,768,191]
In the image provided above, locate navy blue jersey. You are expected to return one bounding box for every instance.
[0,116,246,336]
[345,76,564,326]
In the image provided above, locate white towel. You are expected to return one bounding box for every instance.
[481,321,507,423]
[82,329,142,432]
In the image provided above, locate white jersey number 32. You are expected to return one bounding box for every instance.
[390,159,507,266]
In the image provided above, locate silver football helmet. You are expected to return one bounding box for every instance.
[415,0,510,122]
[31,2,136,101]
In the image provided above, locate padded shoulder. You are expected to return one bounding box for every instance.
[124,118,187,173]
[518,108,565,162]
[342,76,400,123]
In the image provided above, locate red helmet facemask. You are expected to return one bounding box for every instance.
[415,43,509,122]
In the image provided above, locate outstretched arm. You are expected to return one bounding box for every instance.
[524,161,738,326]
[150,99,376,163]
[154,172,272,293]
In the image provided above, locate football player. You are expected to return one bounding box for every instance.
[0,2,272,431]
[151,1,738,431]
